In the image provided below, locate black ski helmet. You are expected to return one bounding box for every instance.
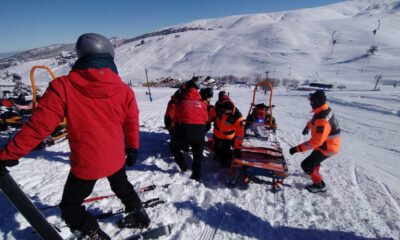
[200,87,214,100]
[75,33,115,59]
[309,90,326,109]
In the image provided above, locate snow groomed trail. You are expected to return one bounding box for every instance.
[0,86,399,240]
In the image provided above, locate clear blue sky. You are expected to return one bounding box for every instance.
[0,0,344,53]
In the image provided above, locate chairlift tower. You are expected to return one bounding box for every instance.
[371,20,381,46]
[329,31,337,59]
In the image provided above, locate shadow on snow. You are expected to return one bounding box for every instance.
[174,201,392,240]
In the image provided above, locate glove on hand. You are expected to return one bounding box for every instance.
[302,126,310,135]
[233,148,242,158]
[0,160,19,167]
[0,160,19,175]
[126,148,138,167]
[289,147,298,155]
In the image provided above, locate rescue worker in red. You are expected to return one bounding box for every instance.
[211,92,245,168]
[199,87,215,132]
[290,90,341,193]
[0,33,150,239]
[164,90,181,133]
[170,78,208,181]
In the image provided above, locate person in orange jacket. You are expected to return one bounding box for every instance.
[290,90,341,193]
[211,92,245,168]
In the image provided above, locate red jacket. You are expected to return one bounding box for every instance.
[0,68,139,180]
[175,88,208,125]
[164,95,179,131]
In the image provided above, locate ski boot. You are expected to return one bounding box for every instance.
[190,172,201,181]
[118,208,150,229]
[75,228,110,240]
[305,181,326,193]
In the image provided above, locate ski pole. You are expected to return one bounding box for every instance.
[0,165,63,240]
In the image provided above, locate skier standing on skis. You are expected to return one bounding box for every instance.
[169,77,208,180]
[289,90,341,193]
[0,33,150,239]
[210,92,245,168]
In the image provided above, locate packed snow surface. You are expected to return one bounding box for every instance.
[1,85,399,240]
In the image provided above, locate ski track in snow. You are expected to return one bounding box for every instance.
[0,86,399,240]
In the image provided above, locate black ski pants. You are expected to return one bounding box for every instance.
[213,136,233,168]
[59,166,142,234]
[301,150,329,174]
[169,137,204,178]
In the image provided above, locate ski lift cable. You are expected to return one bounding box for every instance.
[331,0,386,34]
[334,12,394,41]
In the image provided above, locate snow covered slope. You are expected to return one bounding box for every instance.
[1,0,400,87]
[1,85,399,239]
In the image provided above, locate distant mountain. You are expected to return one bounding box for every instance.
[1,0,399,86]
[0,51,21,60]
[2,44,75,62]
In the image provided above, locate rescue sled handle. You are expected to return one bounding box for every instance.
[29,65,57,112]
[249,80,274,126]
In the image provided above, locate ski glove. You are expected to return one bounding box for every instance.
[126,148,138,167]
[0,160,19,167]
[302,126,310,135]
[234,148,242,158]
[0,160,19,174]
[289,147,298,155]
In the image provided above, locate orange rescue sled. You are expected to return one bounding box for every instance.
[228,80,288,191]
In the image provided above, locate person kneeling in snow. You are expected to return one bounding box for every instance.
[289,90,341,193]
[0,33,150,239]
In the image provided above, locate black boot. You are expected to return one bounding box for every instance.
[305,181,326,193]
[118,208,150,229]
[190,172,201,181]
[75,228,110,240]
[86,228,110,240]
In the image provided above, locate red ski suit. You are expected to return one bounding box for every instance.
[0,68,139,180]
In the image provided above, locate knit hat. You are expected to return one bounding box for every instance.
[309,90,326,109]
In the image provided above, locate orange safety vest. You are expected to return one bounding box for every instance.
[213,108,245,149]
[296,103,341,156]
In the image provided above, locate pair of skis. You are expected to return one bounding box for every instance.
[0,164,172,239]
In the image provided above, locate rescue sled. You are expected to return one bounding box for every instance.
[228,80,288,191]
[0,66,67,146]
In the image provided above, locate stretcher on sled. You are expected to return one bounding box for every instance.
[228,80,288,191]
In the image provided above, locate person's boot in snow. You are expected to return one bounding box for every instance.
[190,172,201,181]
[118,208,150,229]
[74,228,110,240]
[305,180,326,193]
[84,228,110,240]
